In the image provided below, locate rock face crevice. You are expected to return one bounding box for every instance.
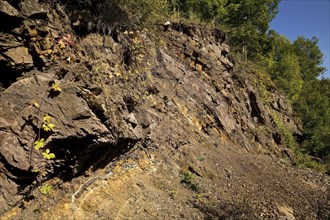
[0,1,329,219]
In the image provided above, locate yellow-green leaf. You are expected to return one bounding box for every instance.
[42,123,54,132]
[43,114,51,123]
[42,149,55,159]
[51,83,61,92]
[40,184,52,194]
[47,153,55,159]
[34,138,45,150]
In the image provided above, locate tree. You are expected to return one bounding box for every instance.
[293,36,326,80]
[168,0,230,22]
[295,79,330,161]
[168,0,280,60]
[260,31,303,102]
[223,0,280,60]
[272,52,302,102]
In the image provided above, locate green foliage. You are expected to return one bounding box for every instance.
[42,114,55,132]
[34,138,45,150]
[34,139,56,160]
[293,36,326,80]
[253,67,274,104]
[260,31,303,102]
[168,0,280,59]
[272,52,302,102]
[98,0,169,28]
[42,123,55,132]
[40,184,52,195]
[294,149,326,172]
[272,111,296,149]
[51,82,61,92]
[257,30,329,171]
[123,30,146,67]
[294,79,330,161]
[42,149,56,160]
[272,111,327,172]
[125,0,170,25]
[180,171,198,190]
[224,0,280,60]
[43,114,52,124]
[169,0,229,22]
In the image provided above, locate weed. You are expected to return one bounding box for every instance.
[30,79,60,172]
[34,138,45,150]
[40,184,52,195]
[51,82,61,92]
[168,190,176,198]
[33,113,56,160]
[197,156,205,162]
[42,114,55,132]
[180,171,198,191]
[42,149,56,160]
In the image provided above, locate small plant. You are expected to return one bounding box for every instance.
[28,73,61,188]
[180,171,198,190]
[51,82,61,92]
[40,184,52,195]
[42,149,56,160]
[168,190,176,198]
[197,156,205,162]
[31,110,57,164]
[34,138,56,160]
[42,114,55,132]
[34,138,45,150]
[123,30,146,68]
[32,114,56,160]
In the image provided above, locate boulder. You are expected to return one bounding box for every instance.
[3,47,33,67]
[0,1,22,31]
[19,0,48,19]
[0,33,23,49]
[0,1,20,17]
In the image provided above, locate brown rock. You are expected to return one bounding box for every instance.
[0,1,20,17]
[3,47,33,66]
[19,0,48,19]
[195,63,203,72]
[278,206,296,220]
[0,1,22,31]
[0,33,23,49]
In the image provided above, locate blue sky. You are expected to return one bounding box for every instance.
[270,0,330,78]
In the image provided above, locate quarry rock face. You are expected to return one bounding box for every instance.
[0,1,329,219]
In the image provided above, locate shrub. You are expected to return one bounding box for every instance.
[180,171,198,190]
[96,0,169,28]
